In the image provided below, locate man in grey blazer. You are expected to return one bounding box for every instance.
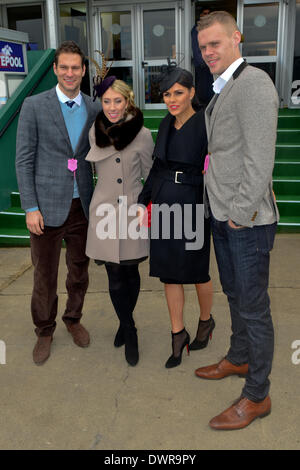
[195,12,279,429]
[16,41,100,365]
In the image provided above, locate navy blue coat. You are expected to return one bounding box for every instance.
[138,110,211,283]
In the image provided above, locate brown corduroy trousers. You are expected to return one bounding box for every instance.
[30,199,89,337]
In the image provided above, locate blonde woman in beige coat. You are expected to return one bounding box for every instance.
[85,77,154,366]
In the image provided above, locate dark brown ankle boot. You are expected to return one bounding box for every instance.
[33,336,53,365]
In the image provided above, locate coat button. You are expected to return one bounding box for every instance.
[117,178,122,183]
[251,211,258,221]
[116,157,121,163]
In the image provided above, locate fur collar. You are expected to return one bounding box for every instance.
[95,108,144,150]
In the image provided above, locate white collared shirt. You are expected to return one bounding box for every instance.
[213,58,244,94]
[56,84,82,106]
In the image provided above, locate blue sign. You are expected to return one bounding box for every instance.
[0,40,25,73]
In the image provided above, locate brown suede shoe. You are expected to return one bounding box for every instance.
[209,395,271,430]
[33,336,53,365]
[195,358,248,380]
[66,322,90,348]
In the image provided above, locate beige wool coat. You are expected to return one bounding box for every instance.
[85,111,154,263]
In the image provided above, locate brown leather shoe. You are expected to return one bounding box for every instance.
[66,322,90,348]
[33,336,53,365]
[195,358,248,380]
[209,395,271,430]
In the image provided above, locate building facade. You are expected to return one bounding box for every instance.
[0,0,299,109]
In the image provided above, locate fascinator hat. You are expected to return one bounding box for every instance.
[89,50,116,101]
[157,58,194,93]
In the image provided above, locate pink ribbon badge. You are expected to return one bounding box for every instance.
[68,158,77,177]
[202,154,210,174]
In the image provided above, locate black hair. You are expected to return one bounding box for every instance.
[172,69,203,110]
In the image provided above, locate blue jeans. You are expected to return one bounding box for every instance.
[211,215,277,402]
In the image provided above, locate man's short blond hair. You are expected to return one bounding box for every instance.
[197,11,240,34]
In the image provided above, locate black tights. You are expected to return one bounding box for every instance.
[105,263,141,328]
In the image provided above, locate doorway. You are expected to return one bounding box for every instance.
[194,1,280,85]
[93,2,182,109]
[6,3,45,50]
[237,0,281,87]
[195,1,287,102]
[194,0,237,20]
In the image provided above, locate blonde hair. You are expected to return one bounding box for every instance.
[110,79,136,113]
[197,11,240,35]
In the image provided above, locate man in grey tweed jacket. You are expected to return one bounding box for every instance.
[16,41,99,365]
[195,12,279,430]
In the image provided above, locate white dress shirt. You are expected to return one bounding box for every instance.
[213,58,244,94]
[56,84,82,106]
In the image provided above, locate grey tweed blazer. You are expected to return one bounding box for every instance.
[204,61,280,227]
[16,87,100,227]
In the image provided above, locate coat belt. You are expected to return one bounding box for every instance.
[158,169,202,186]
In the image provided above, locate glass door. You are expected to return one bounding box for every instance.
[138,3,180,109]
[93,6,135,93]
[93,2,182,109]
[237,1,281,86]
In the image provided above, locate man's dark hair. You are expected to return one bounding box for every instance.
[54,41,85,67]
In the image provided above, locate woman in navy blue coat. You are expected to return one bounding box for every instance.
[138,65,215,368]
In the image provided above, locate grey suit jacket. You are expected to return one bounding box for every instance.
[204,62,280,227]
[15,87,100,226]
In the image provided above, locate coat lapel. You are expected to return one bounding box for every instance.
[205,60,248,140]
[85,130,119,162]
[205,93,219,139]
[46,88,73,151]
[207,79,235,139]
[153,113,173,161]
[74,93,96,155]
[86,146,119,162]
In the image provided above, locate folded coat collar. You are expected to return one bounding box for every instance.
[94,108,144,151]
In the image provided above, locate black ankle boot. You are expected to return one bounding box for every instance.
[114,324,125,348]
[189,315,215,351]
[165,328,190,369]
[124,326,139,366]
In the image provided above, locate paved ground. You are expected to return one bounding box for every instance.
[0,233,300,450]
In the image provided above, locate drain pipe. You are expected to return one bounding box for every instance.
[184,0,192,71]
[45,0,59,50]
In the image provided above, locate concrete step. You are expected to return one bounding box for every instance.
[273,176,300,196]
[0,207,26,230]
[277,115,300,130]
[277,215,300,232]
[276,195,300,217]
[275,144,300,159]
[276,130,300,145]
[273,161,300,177]
[0,227,30,246]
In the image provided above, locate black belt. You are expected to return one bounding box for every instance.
[159,169,202,186]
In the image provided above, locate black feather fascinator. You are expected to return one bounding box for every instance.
[89,51,116,101]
